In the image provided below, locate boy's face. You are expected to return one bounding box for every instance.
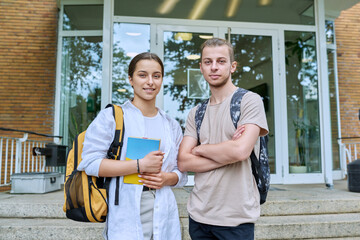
[200,45,237,88]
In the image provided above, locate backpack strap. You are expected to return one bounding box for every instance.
[106,104,125,160]
[195,99,209,145]
[230,88,249,129]
[105,104,125,206]
[195,88,248,144]
[250,135,269,193]
[230,88,265,188]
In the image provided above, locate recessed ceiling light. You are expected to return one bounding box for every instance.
[199,35,213,39]
[186,54,201,60]
[126,32,142,36]
[258,0,272,6]
[188,0,212,20]
[157,0,180,14]
[175,32,193,41]
[226,0,241,18]
[126,52,138,57]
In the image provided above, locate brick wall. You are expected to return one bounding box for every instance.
[0,0,58,139]
[335,2,360,141]
[0,0,58,190]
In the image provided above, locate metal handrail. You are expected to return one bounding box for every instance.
[338,138,360,178]
[0,127,63,139]
[337,136,360,140]
[0,130,64,187]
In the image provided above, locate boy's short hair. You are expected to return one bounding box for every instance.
[200,38,235,62]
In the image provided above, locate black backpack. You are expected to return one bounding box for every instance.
[195,88,270,204]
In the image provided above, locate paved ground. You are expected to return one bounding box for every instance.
[267,179,359,201]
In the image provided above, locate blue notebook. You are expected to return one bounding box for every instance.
[123,137,161,185]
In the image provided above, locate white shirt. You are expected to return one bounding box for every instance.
[143,112,165,152]
[77,100,187,240]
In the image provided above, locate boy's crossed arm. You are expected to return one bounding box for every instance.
[178,125,257,173]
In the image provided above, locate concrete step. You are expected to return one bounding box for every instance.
[0,191,65,219]
[256,213,360,239]
[1,188,360,218]
[0,218,104,240]
[180,213,360,240]
[260,198,360,216]
[1,213,359,240]
[173,187,360,217]
[1,180,360,239]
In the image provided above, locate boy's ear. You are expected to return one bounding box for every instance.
[231,61,237,73]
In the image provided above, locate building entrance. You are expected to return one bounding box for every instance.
[102,18,324,184]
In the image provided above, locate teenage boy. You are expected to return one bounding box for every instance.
[178,38,268,240]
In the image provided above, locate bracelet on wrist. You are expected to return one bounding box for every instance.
[136,159,140,173]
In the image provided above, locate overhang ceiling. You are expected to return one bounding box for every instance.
[325,0,360,18]
[59,0,360,26]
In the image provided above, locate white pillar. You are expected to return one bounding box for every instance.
[101,0,113,109]
[315,0,333,188]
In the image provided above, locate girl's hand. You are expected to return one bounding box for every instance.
[139,151,164,174]
[139,171,178,189]
[232,125,245,140]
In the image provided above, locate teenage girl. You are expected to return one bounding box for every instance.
[78,52,187,240]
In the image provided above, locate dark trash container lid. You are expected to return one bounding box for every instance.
[347,159,360,170]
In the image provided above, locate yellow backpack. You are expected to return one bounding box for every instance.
[63,104,124,222]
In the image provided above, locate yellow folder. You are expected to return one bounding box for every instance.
[123,137,161,185]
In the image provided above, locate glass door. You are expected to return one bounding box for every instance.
[283,30,323,184]
[156,25,217,185]
[220,28,282,183]
[156,25,323,184]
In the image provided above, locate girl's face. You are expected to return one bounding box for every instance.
[129,59,163,102]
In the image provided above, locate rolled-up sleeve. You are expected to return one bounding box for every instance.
[170,120,187,188]
[77,107,116,177]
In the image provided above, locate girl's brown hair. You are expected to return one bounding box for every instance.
[128,52,164,78]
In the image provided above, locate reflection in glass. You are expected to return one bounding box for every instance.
[63,5,103,31]
[325,20,335,44]
[228,34,275,174]
[327,49,340,169]
[163,32,213,130]
[60,36,103,146]
[285,31,321,174]
[187,69,210,99]
[112,23,150,105]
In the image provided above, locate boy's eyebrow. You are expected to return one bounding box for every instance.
[202,57,227,61]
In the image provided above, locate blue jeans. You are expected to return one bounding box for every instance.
[189,216,254,240]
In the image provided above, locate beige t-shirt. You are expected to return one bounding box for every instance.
[184,89,269,226]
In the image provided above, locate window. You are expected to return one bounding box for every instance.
[59,4,103,146]
[63,5,103,30]
[285,31,321,173]
[111,23,150,105]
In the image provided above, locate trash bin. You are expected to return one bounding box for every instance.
[45,144,67,166]
[32,144,67,166]
[347,159,360,193]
